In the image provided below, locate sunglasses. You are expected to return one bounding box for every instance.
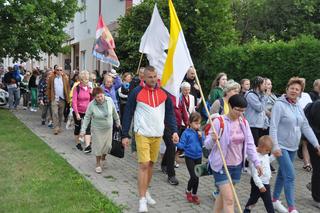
[57,69,63,71]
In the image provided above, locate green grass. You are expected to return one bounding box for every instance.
[0,109,123,213]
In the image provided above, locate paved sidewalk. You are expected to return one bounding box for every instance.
[13,108,318,213]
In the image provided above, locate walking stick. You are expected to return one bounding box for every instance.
[136,53,144,75]
[194,71,243,213]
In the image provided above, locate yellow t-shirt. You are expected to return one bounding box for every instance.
[223,99,229,115]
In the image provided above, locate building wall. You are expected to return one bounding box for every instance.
[3,0,136,73]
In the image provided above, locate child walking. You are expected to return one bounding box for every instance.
[244,135,275,213]
[175,112,204,205]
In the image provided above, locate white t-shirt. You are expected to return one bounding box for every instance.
[298,92,312,109]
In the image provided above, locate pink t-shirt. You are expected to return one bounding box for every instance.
[225,120,244,166]
[72,84,92,114]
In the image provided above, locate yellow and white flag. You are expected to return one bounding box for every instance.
[162,0,193,103]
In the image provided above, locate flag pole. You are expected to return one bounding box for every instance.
[136,53,144,74]
[194,70,242,213]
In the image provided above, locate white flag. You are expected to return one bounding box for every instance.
[139,4,169,77]
[162,0,194,105]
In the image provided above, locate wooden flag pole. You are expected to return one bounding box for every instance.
[136,53,144,75]
[194,71,242,213]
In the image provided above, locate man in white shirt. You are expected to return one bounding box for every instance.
[47,66,70,135]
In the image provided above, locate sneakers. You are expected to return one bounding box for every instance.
[76,143,83,151]
[174,161,179,168]
[186,191,193,202]
[273,200,288,213]
[289,210,299,213]
[168,176,179,185]
[145,191,156,205]
[212,190,219,199]
[139,197,148,212]
[48,122,53,128]
[192,195,200,205]
[30,108,37,112]
[84,145,92,153]
[95,166,102,174]
[41,120,45,125]
[243,208,251,213]
[161,165,167,174]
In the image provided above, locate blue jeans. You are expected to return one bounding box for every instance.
[273,149,296,208]
[8,87,20,109]
[213,163,242,187]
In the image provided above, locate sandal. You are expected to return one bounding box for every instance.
[303,164,312,172]
[95,166,102,174]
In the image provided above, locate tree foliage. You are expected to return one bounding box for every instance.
[0,0,80,61]
[233,0,320,43]
[116,0,236,78]
[207,36,320,93]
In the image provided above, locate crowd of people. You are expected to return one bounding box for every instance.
[1,64,320,213]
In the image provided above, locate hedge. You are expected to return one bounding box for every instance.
[202,36,320,94]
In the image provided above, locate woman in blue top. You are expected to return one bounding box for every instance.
[270,77,320,213]
[175,112,204,205]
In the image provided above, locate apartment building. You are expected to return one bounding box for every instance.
[3,0,141,73]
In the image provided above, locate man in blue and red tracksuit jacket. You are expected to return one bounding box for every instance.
[122,66,179,212]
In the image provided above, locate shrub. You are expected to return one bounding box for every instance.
[204,36,320,94]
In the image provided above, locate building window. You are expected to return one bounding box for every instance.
[80,0,87,23]
[81,51,86,70]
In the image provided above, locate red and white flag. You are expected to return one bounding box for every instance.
[92,15,120,67]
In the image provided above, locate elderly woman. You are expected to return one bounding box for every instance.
[101,70,122,113]
[72,70,92,153]
[244,76,269,146]
[89,72,99,88]
[205,94,262,213]
[80,87,120,174]
[210,80,240,115]
[179,82,196,128]
[270,77,320,213]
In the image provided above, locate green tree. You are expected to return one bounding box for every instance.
[233,0,320,43]
[116,0,236,79]
[0,0,80,61]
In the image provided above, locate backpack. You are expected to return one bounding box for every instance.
[203,115,225,159]
[218,98,224,115]
[13,70,21,82]
[204,115,225,137]
[69,82,81,107]
[200,98,224,122]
